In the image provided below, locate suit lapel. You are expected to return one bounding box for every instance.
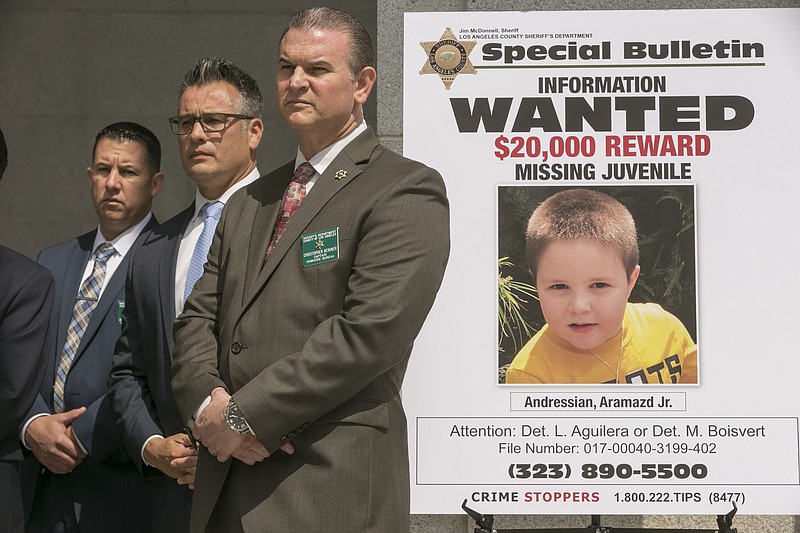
[156,204,195,353]
[74,217,159,363]
[50,234,94,385]
[242,162,294,295]
[56,235,94,350]
[241,133,377,312]
[261,157,361,272]
[73,258,126,361]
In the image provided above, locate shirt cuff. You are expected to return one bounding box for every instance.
[72,430,88,455]
[20,413,48,449]
[141,434,165,466]
[193,395,212,422]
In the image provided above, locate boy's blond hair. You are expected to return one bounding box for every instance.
[526,188,639,280]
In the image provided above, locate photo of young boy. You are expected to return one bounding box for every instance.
[500,186,697,385]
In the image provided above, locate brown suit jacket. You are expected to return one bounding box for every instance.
[171,128,450,532]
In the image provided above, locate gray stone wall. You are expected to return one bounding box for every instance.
[0,0,375,256]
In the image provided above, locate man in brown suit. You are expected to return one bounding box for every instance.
[170,6,450,533]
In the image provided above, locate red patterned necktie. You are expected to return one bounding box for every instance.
[266,162,314,256]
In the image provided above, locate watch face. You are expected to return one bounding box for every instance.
[226,402,250,434]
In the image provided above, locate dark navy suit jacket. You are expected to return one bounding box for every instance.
[0,246,53,458]
[22,221,155,533]
[108,204,194,532]
[0,245,54,532]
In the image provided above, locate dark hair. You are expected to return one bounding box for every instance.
[281,7,374,79]
[526,188,639,280]
[93,122,161,173]
[178,57,263,117]
[0,126,7,182]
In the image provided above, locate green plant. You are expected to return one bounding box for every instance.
[498,257,538,353]
[628,187,696,340]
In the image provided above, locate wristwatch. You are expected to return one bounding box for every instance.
[225,398,253,435]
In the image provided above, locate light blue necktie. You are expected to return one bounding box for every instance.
[184,201,223,302]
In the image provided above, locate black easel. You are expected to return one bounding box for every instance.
[461,500,738,533]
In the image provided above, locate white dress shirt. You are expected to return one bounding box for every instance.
[296,121,367,193]
[85,213,154,298]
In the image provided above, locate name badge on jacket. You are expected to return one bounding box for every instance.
[301,228,339,268]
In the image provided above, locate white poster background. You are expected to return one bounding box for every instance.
[403,9,800,515]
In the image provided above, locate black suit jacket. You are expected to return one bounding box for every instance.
[108,204,195,532]
[0,246,54,459]
[0,245,53,532]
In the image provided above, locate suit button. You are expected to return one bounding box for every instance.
[231,342,242,354]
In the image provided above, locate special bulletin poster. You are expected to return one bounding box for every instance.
[402,9,800,516]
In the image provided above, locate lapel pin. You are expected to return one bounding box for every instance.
[334,169,348,180]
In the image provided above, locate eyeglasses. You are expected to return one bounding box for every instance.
[168,113,254,135]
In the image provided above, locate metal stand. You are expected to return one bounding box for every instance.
[461,500,738,533]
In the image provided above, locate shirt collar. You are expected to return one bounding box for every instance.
[191,166,260,220]
[92,212,153,258]
[294,122,367,175]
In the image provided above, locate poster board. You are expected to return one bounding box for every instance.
[403,8,800,515]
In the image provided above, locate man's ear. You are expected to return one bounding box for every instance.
[353,66,376,105]
[247,118,264,151]
[150,171,165,198]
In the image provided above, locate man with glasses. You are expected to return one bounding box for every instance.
[21,122,162,533]
[108,57,264,533]
[171,8,449,532]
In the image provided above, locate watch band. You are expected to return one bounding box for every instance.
[225,397,254,435]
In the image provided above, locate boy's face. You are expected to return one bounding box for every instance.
[535,238,640,351]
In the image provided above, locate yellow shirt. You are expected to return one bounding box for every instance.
[506,303,697,384]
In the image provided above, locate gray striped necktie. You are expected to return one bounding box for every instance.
[53,242,116,413]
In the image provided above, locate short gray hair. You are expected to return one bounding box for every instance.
[281,7,374,79]
[178,57,263,117]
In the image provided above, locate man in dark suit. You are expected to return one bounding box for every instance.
[21,122,163,533]
[108,58,265,532]
[171,7,450,532]
[0,126,55,533]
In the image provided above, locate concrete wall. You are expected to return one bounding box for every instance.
[375,1,799,532]
[0,0,375,256]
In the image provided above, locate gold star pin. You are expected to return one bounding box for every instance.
[420,27,476,90]
[334,169,348,180]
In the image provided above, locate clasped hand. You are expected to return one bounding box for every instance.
[25,407,87,474]
[193,387,294,464]
[143,433,198,488]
